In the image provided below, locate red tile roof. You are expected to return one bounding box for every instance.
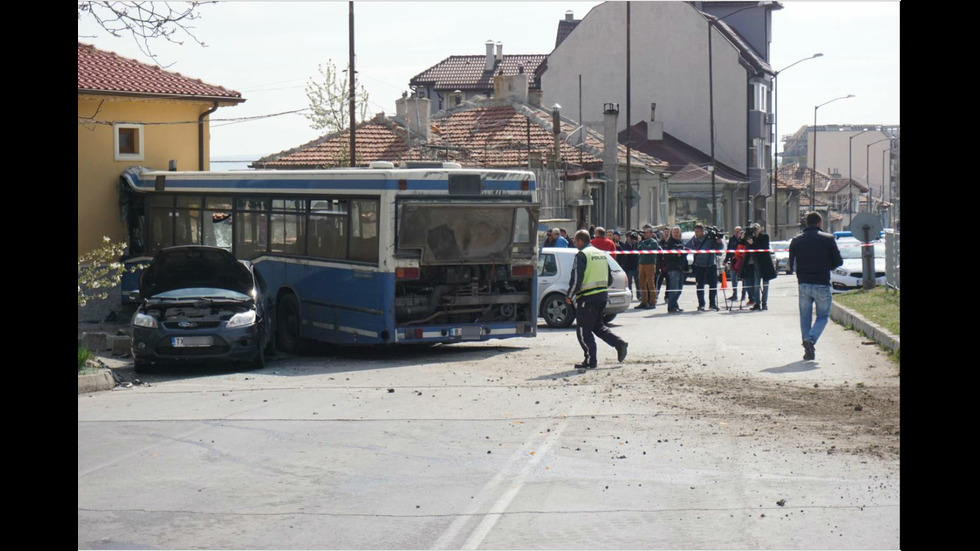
[252,100,664,171]
[410,55,547,91]
[77,42,244,102]
[555,18,581,48]
[251,119,428,169]
[430,103,663,171]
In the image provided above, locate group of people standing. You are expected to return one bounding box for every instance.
[549,213,849,367]
[609,223,775,313]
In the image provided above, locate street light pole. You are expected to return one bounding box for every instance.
[864,138,890,214]
[772,53,822,239]
[848,128,873,228]
[810,94,855,211]
[881,146,892,226]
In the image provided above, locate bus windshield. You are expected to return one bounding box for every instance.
[398,204,532,264]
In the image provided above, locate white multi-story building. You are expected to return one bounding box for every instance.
[537,1,779,229]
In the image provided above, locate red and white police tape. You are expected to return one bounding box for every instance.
[604,242,870,254]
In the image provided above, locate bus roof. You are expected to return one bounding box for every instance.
[121,166,537,195]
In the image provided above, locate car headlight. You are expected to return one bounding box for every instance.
[834,268,850,276]
[133,313,158,329]
[226,310,257,328]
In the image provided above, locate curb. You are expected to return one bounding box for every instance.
[78,369,117,394]
[830,302,900,357]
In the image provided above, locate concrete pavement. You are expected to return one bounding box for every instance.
[78,276,899,549]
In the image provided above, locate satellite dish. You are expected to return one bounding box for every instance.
[848,213,882,243]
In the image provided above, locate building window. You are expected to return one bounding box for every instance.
[751,82,769,112]
[114,123,144,161]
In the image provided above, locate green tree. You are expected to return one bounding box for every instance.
[305,59,370,134]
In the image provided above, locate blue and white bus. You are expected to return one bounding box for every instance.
[119,162,540,350]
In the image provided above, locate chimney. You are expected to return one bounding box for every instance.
[647,102,664,141]
[485,40,495,71]
[603,103,620,227]
[396,96,430,141]
[493,73,529,102]
[565,10,574,21]
[495,41,503,62]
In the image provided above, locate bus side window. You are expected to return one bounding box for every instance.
[349,199,379,264]
[308,199,348,260]
[235,197,269,259]
[204,197,233,251]
[270,199,305,255]
[175,196,202,246]
[146,195,174,254]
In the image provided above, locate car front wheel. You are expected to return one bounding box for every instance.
[542,293,575,328]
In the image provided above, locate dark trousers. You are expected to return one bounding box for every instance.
[575,297,625,367]
[693,265,718,308]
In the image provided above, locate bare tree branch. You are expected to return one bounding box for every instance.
[78,1,214,66]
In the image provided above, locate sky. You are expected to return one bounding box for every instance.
[77,0,900,160]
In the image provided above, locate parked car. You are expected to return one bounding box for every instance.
[770,240,792,274]
[831,238,886,293]
[131,246,275,372]
[538,247,632,328]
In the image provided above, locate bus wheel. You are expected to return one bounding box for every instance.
[276,294,303,354]
[250,328,268,370]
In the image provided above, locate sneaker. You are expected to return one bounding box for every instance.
[802,341,815,361]
[710,305,720,311]
[745,301,756,308]
[634,304,649,310]
[697,306,705,311]
[616,342,629,363]
[762,304,768,310]
[751,304,761,311]
[574,362,597,370]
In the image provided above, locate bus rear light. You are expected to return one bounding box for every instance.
[511,264,534,277]
[521,179,529,191]
[396,267,420,280]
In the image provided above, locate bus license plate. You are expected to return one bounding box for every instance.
[172,336,213,348]
[450,327,482,340]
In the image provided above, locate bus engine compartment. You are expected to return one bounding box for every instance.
[394,264,534,325]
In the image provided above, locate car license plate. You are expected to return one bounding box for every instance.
[609,296,625,304]
[172,336,213,348]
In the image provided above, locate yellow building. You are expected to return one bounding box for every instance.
[77,42,245,255]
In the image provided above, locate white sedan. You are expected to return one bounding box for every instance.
[537,247,632,328]
[831,238,886,293]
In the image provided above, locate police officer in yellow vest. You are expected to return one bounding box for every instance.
[567,229,629,369]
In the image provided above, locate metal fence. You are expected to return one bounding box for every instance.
[884,229,900,291]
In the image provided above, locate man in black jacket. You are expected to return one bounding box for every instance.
[788,212,844,361]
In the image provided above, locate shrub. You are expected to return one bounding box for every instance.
[78,346,93,371]
[78,237,127,307]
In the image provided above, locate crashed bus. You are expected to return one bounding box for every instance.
[119,162,540,350]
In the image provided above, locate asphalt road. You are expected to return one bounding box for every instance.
[78,276,900,549]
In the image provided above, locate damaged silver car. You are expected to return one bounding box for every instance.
[130,246,275,372]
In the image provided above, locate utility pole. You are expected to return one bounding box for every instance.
[348,1,356,167]
[625,1,632,231]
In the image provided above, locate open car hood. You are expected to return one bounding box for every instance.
[140,246,253,299]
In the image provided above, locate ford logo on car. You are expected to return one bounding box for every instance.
[178,321,197,328]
